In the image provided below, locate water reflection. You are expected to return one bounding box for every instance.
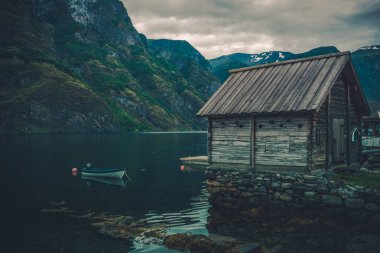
[1,133,208,252]
[142,185,209,235]
[130,184,210,252]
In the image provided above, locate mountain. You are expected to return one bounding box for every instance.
[209,46,380,115]
[0,0,211,133]
[148,39,220,96]
[209,46,339,82]
[351,46,380,115]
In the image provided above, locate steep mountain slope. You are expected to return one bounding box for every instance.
[351,46,380,115]
[148,39,220,95]
[0,0,208,133]
[209,46,380,114]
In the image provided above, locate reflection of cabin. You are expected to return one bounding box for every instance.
[198,52,370,172]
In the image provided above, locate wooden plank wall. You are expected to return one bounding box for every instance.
[329,78,348,164]
[211,118,251,166]
[312,100,328,170]
[348,89,362,163]
[255,116,309,168]
[313,75,362,168]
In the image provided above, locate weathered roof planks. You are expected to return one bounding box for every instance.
[197,52,370,117]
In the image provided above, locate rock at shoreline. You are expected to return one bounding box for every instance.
[322,195,343,206]
[345,198,365,209]
[164,233,261,253]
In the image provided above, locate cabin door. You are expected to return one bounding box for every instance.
[332,118,345,162]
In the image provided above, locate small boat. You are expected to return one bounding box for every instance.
[81,167,127,179]
[82,175,130,187]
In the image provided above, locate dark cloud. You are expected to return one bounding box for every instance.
[346,1,380,25]
[123,0,380,58]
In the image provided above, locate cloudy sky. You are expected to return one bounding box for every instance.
[123,0,380,59]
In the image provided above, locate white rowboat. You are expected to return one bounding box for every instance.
[81,168,127,179]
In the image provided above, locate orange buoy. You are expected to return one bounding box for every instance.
[180,165,185,171]
[72,167,78,176]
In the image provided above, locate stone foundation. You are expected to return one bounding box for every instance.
[205,168,380,223]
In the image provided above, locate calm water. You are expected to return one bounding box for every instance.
[1,132,208,252]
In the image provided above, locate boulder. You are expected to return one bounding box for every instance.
[279,194,292,202]
[345,198,365,209]
[365,203,380,212]
[205,170,217,180]
[304,191,317,199]
[281,183,292,189]
[164,233,260,253]
[206,180,222,187]
[361,161,373,171]
[322,195,343,206]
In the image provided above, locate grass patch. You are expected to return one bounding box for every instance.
[332,172,380,187]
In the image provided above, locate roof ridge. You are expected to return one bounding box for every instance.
[229,51,350,73]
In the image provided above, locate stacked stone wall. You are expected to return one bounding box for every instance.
[205,168,380,223]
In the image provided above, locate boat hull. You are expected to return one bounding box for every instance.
[81,169,126,179]
[82,175,128,187]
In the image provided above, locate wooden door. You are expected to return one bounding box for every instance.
[332,118,345,162]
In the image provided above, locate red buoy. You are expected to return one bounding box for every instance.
[72,167,78,176]
[180,165,185,171]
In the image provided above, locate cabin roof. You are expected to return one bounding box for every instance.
[198,51,370,117]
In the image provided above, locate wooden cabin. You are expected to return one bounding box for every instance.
[198,52,370,172]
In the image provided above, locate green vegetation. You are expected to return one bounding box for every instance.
[0,0,213,133]
[332,172,380,187]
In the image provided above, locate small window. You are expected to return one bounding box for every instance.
[352,128,360,142]
[298,124,303,128]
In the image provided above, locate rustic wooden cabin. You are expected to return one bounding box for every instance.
[198,52,370,172]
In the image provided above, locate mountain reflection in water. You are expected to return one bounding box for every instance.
[1,133,208,252]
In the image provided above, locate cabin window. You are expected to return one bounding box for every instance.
[259,124,263,129]
[352,128,360,142]
[297,124,303,128]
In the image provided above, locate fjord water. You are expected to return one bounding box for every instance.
[1,132,208,252]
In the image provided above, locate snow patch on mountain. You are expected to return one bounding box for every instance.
[358,46,380,50]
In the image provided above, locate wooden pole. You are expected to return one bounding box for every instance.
[251,115,256,170]
[208,118,212,164]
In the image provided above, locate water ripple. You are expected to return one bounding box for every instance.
[141,185,210,235]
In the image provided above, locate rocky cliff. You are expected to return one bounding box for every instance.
[0,0,212,133]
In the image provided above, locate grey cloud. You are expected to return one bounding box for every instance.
[123,0,380,58]
[347,0,380,25]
